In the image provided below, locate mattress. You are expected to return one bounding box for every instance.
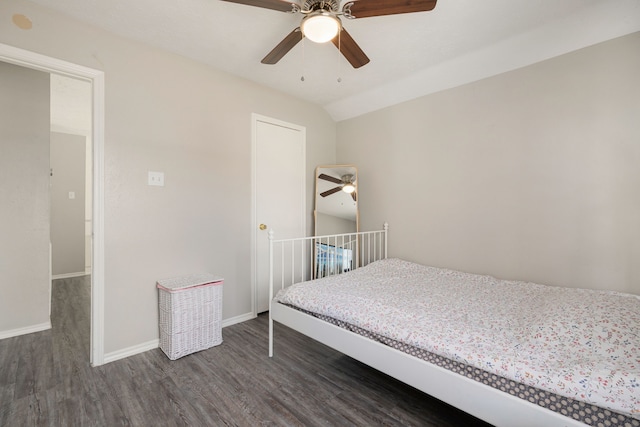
[274,258,640,421]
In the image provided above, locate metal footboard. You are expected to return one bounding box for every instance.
[268,223,388,357]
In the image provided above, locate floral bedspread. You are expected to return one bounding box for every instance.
[275,258,640,418]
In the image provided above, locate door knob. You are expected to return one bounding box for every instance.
[259,224,267,230]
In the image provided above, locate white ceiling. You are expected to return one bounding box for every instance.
[50,73,92,133]
[29,0,640,121]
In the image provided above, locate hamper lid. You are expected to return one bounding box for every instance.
[156,273,223,292]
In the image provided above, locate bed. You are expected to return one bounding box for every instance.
[267,224,640,427]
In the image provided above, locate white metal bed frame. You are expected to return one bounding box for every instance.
[268,224,586,427]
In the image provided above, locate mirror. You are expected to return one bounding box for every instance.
[314,165,359,278]
[314,164,359,236]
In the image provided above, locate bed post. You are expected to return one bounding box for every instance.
[268,229,274,357]
[383,222,388,259]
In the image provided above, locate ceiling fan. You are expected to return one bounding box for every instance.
[220,0,438,68]
[319,173,357,201]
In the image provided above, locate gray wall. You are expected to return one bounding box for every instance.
[338,32,640,295]
[0,0,337,353]
[0,61,51,332]
[50,132,86,276]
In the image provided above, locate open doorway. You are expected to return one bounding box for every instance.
[0,43,106,366]
[49,74,93,363]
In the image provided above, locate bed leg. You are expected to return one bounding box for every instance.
[269,313,274,357]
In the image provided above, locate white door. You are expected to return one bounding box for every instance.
[253,114,306,314]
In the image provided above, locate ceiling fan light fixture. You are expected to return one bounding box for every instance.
[300,11,341,43]
[342,183,355,194]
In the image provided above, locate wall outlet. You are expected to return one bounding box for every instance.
[148,171,165,187]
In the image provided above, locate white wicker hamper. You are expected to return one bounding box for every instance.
[156,273,223,360]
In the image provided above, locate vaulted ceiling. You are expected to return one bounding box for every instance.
[29,0,640,120]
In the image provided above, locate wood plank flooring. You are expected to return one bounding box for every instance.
[0,276,492,426]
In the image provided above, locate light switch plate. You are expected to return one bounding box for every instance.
[148,171,164,187]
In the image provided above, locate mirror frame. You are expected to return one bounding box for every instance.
[313,164,359,278]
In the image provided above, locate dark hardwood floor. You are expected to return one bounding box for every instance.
[0,276,492,426]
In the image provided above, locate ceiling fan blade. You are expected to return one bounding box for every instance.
[331,29,370,69]
[345,0,437,18]
[261,28,303,65]
[318,173,343,184]
[351,192,357,202]
[220,0,298,12]
[320,186,343,197]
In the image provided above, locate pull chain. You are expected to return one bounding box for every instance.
[301,37,306,82]
[336,29,342,83]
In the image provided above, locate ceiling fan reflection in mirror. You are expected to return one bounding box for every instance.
[220,0,438,68]
[319,173,357,201]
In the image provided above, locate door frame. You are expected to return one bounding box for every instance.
[0,43,106,366]
[251,113,306,317]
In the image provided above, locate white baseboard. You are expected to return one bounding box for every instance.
[52,272,88,280]
[222,311,255,328]
[101,312,256,365]
[0,321,52,340]
[103,339,160,364]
